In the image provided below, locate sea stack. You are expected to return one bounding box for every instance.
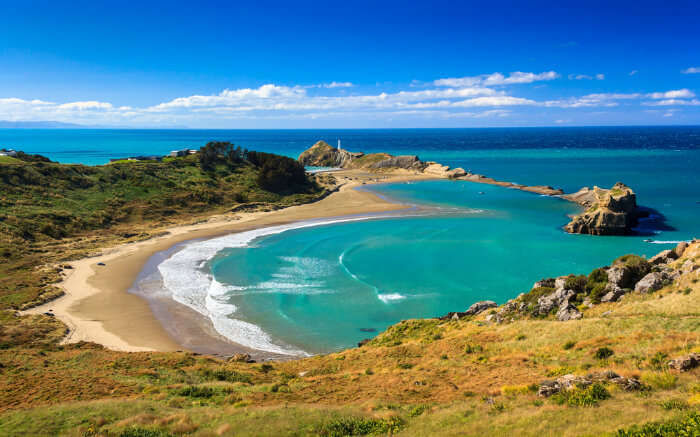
[563,182,641,235]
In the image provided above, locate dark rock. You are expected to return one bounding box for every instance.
[650,249,677,265]
[668,353,700,371]
[600,285,626,303]
[438,300,497,320]
[556,300,582,321]
[357,339,371,347]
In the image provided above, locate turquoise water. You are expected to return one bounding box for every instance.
[4,127,698,354]
[207,179,694,354]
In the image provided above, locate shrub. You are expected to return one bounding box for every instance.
[563,340,577,350]
[565,275,588,293]
[659,399,689,410]
[594,347,614,360]
[648,352,668,371]
[616,412,700,436]
[315,416,404,436]
[408,404,430,417]
[553,383,611,407]
[201,367,252,383]
[464,344,483,354]
[174,385,215,398]
[641,372,678,390]
[546,366,577,377]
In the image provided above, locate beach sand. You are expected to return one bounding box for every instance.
[25,170,434,354]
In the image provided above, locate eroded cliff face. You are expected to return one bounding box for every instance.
[297,141,358,167]
[563,182,640,235]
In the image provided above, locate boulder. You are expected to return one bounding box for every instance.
[446,167,467,178]
[681,260,699,274]
[536,288,575,316]
[423,163,452,177]
[668,353,700,371]
[556,300,582,321]
[650,249,677,265]
[600,285,626,303]
[439,300,497,320]
[537,374,591,397]
[465,300,497,316]
[674,241,689,258]
[634,271,667,293]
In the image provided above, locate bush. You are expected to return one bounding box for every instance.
[616,412,700,436]
[247,151,309,193]
[565,275,588,293]
[587,268,609,303]
[174,385,215,398]
[563,340,577,350]
[641,372,678,390]
[594,347,614,360]
[553,383,611,407]
[200,367,252,383]
[659,399,689,410]
[315,416,404,436]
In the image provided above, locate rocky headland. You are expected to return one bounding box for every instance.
[298,141,649,236]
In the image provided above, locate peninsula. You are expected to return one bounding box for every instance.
[299,140,646,235]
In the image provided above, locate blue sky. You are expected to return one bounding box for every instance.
[1,0,699,128]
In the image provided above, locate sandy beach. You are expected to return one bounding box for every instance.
[24,170,434,354]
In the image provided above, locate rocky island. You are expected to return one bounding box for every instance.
[298,141,648,236]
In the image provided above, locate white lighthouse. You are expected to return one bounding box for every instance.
[337,139,341,151]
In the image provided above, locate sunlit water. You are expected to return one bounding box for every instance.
[6,127,697,354]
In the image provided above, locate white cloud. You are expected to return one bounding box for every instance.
[568,73,605,80]
[629,70,638,76]
[452,96,535,107]
[308,81,354,88]
[647,89,695,99]
[681,67,700,74]
[57,101,114,110]
[644,99,700,106]
[544,93,639,108]
[434,71,559,87]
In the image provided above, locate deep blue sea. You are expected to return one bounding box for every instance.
[5,127,699,355]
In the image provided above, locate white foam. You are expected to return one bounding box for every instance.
[157,214,401,356]
[378,293,406,303]
[646,240,688,244]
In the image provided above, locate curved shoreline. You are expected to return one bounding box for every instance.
[23,170,434,353]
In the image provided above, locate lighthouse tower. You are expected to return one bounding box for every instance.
[337,139,341,151]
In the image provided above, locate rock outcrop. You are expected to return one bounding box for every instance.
[564,183,641,235]
[537,371,644,397]
[298,141,361,168]
[369,155,425,170]
[439,300,497,320]
[668,353,700,372]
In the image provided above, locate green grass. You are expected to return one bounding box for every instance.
[0,155,22,164]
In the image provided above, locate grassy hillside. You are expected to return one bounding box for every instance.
[0,240,698,435]
[0,146,326,311]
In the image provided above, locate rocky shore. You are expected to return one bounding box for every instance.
[437,240,697,325]
[298,141,647,235]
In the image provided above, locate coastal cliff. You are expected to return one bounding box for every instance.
[563,182,641,235]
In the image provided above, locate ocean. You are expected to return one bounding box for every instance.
[5,127,699,355]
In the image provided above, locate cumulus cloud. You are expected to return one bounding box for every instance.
[647,89,695,99]
[434,71,559,87]
[681,67,700,74]
[0,74,696,126]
